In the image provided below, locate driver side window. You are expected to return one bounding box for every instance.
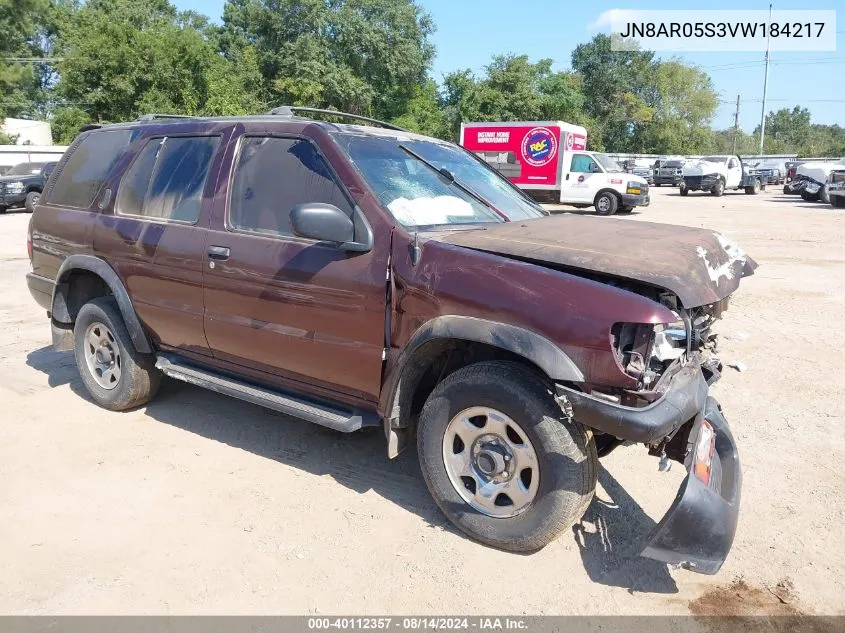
[570,154,597,173]
[728,158,738,169]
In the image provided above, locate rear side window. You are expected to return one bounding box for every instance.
[228,136,351,237]
[49,130,135,208]
[116,136,220,223]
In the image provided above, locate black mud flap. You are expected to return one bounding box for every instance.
[641,397,741,574]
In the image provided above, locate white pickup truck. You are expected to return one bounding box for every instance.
[680,155,765,197]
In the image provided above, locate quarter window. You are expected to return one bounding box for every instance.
[228,137,351,237]
[116,136,219,223]
[48,130,135,208]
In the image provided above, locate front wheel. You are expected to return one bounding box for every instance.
[679,183,689,196]
[711,180,725,197]
[831,196,845,208]
[594,191,618,216]
[74,297,161,411]
[25,191,40,213]
[417,361,598,552]
[801,190,820,202]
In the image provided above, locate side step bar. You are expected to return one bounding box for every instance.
[155,355,370,433]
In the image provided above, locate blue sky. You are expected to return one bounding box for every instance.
[174,0,844,131]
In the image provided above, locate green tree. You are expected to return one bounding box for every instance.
[220,0,435,119]
[0,0,49,119]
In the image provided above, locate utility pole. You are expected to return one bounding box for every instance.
[732,95,740,154]
[758,3,773,156]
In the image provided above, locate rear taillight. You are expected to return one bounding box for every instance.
[693,420,716,486]
[27,216,33,261]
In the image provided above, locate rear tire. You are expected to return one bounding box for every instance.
[594,191,618,216]
[417,361,597,552]
[24,191,40,213]
[745,179,761,195]
[783,185,791,194]
[831,196,845,208]
[73,297,160,411]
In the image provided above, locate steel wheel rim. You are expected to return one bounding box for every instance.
[83,322,122,390]
[442,406,540,518]
[597,196,610,212]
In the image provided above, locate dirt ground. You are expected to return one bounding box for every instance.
[1,186,843,616]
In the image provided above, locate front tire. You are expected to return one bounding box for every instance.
[801,190,820,202]
[73,297,160,411]
[679,183,689,196]
[417,361,597,552]
[711,180,725,197]
[831,196,845,208]
[25,191,40,213]
[594,191,618,216]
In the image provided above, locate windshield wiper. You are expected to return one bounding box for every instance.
[398,144,508,222]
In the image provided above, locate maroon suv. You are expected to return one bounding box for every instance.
[26,108,752,572]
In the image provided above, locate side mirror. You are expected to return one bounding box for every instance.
[290,203,371,252]
[590,164,602,173]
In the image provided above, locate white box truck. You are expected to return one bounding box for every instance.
[460,120,650,215]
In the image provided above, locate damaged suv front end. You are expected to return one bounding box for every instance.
[440,214,755,574]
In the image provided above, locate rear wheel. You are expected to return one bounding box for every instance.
[820,186,830,205]
[711,180,725,197]
[831,196,845,208]
[417,361,597,552]
[783,185,791,194]
[24,191,40,213]
[745,179,761,195]
[594,191,618,216]
[73,297,160,411]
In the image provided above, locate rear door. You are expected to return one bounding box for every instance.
[201,127,387,404]
[94,129,231,355]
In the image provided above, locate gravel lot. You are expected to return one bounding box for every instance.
[1,187,843,615]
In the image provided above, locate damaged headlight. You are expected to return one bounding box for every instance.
[612,318,688,387]
[5,181,25,194]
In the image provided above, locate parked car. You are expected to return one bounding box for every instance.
[755,161,786,185]
[0,161,57,213]
[680,155,765,196]
[793,162,843,202]
[624,158,655,184]
[26,108,751,572]
[827,168,845,208]
[653,159,686,187]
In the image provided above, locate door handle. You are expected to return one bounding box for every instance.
[208,245,230,260]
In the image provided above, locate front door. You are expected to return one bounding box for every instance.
[201,131,387,403]
[559,153,602,203]
[726,157,743,188]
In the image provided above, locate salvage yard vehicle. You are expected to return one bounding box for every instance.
[755,160,786,185]
[26,108,751,572]
[793,162,843,203]
[0,161,57,213]
[653,158,686,187]
[827,168,845,208]
[680,155,765,196]
[623,158,655,184]
[460,120,650,215]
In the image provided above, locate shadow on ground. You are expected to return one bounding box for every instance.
[27,345,678,593]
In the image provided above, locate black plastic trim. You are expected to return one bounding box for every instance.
[641,397,741,574]
[26,272,54,311]
[53,254,152,354]
[556,362,708,443]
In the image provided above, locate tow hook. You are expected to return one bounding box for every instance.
[659,449,672,472]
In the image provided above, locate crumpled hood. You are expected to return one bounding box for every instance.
[683,160,725,177]
[438,214,757,308]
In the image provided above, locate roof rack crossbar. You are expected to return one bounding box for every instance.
[136,113,198,121]
[269,106,409,132]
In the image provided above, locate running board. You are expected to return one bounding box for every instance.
[155,355,368,433]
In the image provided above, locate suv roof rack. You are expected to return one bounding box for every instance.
[136,113,197,122]
[269,106,409,132]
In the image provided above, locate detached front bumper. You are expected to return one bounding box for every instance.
[683,175,719,191]
[641,398,741,574]
[556,366,741,574]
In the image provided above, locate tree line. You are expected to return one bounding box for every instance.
[2,0,844,157]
